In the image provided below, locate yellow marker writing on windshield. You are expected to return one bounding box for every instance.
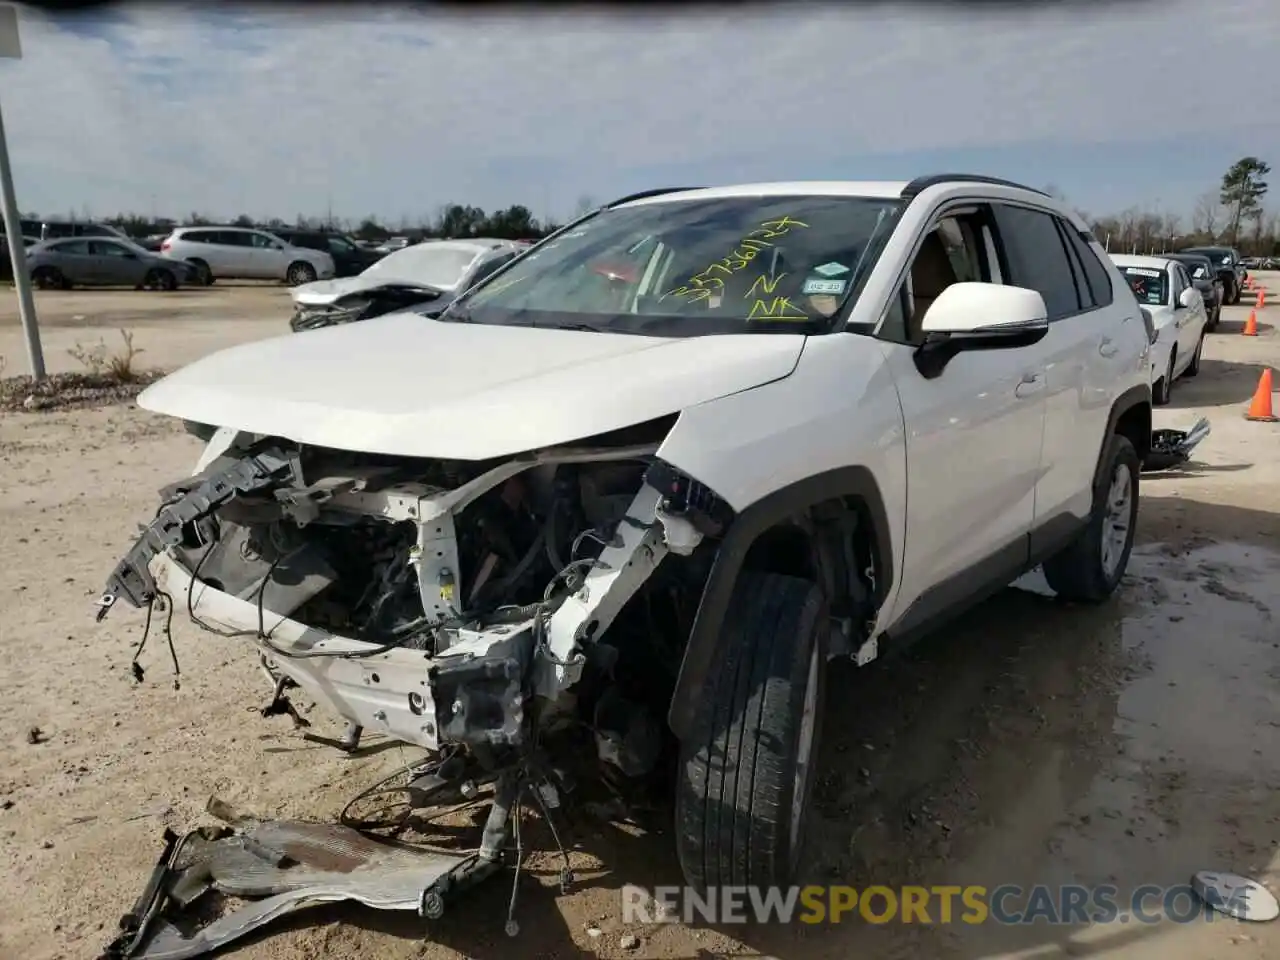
[746,273,786,297]
[748,296,808,321]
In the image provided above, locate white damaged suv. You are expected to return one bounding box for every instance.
[97,176,1153,893]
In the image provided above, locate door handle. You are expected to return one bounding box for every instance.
[1015,372,1045,399]
[1099,337,1119,358]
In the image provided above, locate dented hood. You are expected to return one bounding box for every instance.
[138,313,805,460]
[290,274,449,306]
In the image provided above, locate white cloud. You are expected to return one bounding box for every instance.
[0,0,1275,222]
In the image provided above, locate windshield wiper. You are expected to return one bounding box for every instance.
[546,322,607,333]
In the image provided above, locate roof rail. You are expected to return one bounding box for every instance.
[605,187,701,208]
[900,174,1049,200]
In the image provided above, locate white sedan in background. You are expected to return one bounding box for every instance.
[1110,254,1209,405]
[289,238,525,331]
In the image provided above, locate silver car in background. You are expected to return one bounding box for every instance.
[25,237,198,290]
[159,226,336,286]
[289,238,526,331]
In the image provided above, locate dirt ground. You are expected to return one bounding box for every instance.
[1,281,1278,960]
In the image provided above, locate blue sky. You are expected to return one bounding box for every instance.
[0,1,1275,226]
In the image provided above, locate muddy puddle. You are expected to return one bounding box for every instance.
[704,542,1280,960]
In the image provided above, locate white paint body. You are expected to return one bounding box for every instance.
[133,178,1153,748]
[1110,253,1208,396]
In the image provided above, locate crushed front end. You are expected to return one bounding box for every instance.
[96,421,731,954]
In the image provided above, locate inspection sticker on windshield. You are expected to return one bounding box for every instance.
[802,277,847,295]
[813,261,850,277]
[1124,268,1162,278]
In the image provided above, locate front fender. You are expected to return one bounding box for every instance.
[657,334,908,739]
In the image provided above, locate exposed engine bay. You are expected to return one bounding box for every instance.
[94,418,745,954]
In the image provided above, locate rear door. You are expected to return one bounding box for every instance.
[987,202,1123,529]
[250,231,288,279]
[47,239,96,283]
[89,239,148,286]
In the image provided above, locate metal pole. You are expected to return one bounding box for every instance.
[0,95,43,379]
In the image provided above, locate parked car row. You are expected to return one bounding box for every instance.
[1109,253,1215,406]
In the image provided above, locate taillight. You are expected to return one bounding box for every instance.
[160,241,171,252]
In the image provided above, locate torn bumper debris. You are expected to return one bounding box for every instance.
[101,816,487,960]
[1143,417,1211,473]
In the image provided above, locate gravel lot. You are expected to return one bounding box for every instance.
[1,281,1278,960]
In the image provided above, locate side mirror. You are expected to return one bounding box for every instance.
[1177,288,1196,309]
[914,282,1050,379]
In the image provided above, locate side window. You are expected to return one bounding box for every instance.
[250,232,275,248]
[469,252,516,287]
[90,240,129,256]
[990,205,1081,320]
[52,239,91,255]
[1052,219,1092,309]
[1063,228,1114,308]
[181,231,206,245]
[880,212,987,344]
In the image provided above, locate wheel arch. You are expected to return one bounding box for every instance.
[667,465,893,740]
[1101,385,1151,479]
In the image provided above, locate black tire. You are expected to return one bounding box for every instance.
[1227,280,1240,305]
[1208,305,1220,331]
[1042,433,1140,603]
[286,261,317,286]
[143,268,176,291]
[675,571,828,890]
[1184,333,1203,377]
[1153,350,1174,406]
[31,266,64,290]
[186,258,213,286]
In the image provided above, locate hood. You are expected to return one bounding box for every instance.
[137,314,806,460]
[291,273,449,307]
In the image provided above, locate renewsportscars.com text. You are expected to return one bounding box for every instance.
[622,884,1235,925]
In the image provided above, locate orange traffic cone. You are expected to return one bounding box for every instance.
[1243,310,1259,336]
[1245,368,1278,422]
[1258,289,1267,308]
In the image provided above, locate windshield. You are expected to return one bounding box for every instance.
[449,194,903,336]
[362,244,481,289]
[1118,265,1168,306]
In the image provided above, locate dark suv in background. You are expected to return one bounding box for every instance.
[270,230,385,278]
[1163,251,1224,329]
[1179,245,1246,305]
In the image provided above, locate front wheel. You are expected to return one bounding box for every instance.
[1184,333,1203,377]
[1042,433,1140,603]
[1153,350,1174,406]
[675,571,828,890]
[143,268,177,291]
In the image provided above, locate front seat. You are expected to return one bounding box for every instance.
[906,230,959,340]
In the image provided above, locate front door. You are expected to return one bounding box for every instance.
[880,211,1047,625]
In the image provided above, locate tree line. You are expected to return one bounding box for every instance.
[23,158,1275,257]
[1047,156,1273,257]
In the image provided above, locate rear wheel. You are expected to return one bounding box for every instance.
[1042,433,1140,603]
[31,266,65,290]
[286,261,317,286]
[676,571,828,890]
[186,258,213,285]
